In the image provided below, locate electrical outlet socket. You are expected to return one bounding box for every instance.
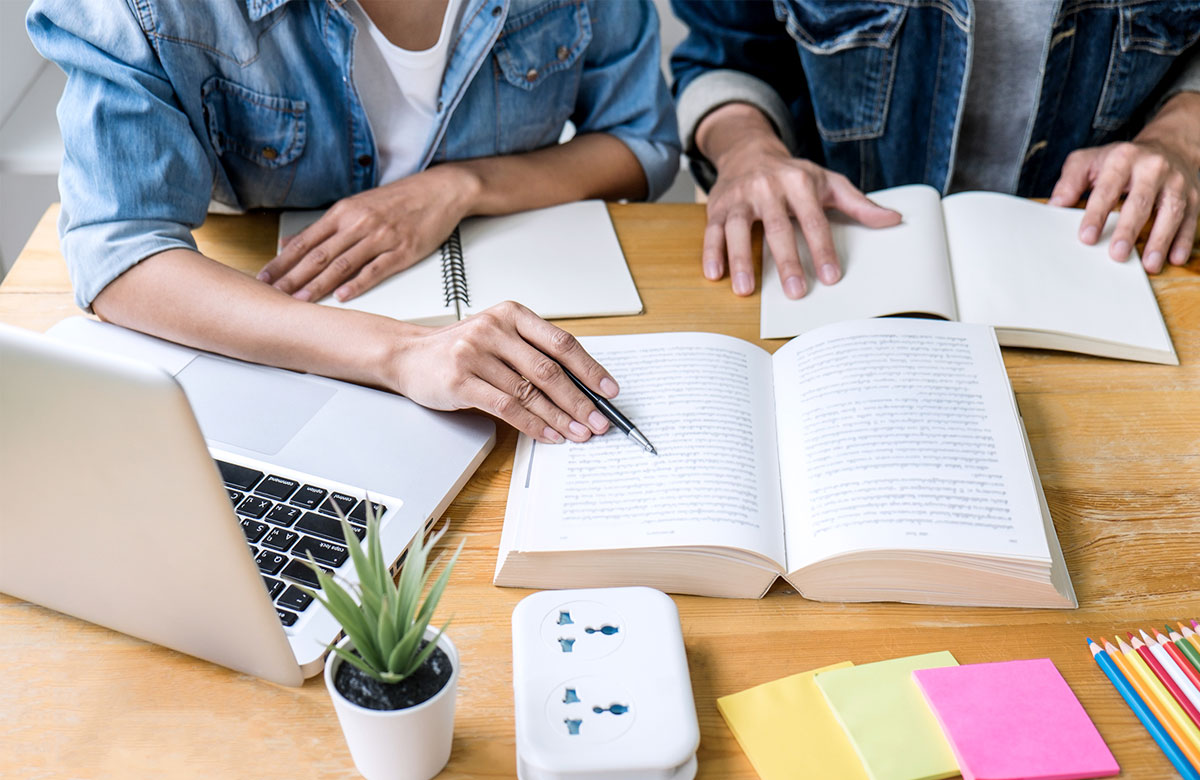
[513,587,699,780]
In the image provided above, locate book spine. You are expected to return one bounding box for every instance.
[440,227,470,309]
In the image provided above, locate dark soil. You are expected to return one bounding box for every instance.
[334,642,453,711]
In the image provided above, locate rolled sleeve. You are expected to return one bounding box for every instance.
[1163,46,1200,101]
[28,0,212,311]
[572,0,681,201]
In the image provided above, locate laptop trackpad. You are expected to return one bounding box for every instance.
[174,355,336,456]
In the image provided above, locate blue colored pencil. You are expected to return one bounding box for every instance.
[1089,638,1199,780]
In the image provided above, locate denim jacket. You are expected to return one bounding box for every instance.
[28,0,680,310]
[671,0,1200,196]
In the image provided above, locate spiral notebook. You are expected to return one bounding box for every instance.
[277,201,643,325]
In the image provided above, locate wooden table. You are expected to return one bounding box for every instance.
[2,204,1198,779]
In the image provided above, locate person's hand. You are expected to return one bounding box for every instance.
[696,104,901,299]
[389,301,618,445]
[1051,139,1200,273]
[259,165,479,302]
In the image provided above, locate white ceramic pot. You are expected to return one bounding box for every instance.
[325,629,458,780]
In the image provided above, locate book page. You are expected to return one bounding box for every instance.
[943,192,1174,361]
[771,319,1051,572]
[508,333,785,566]
[278,210,456,325]
[760,184,958,339]
[459,200,644,319]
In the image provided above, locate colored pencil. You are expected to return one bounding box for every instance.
[1117,637,1200,751]
[1171,626,1200,674]
[1142,629,1200,716]
[1131,632,1200,728]
[1106,638,1200,766]
[1181,623,1200,656]
[1089,639,1198,780]
[1158,629,1200,690]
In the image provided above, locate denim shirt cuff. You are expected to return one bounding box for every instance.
[60,217,199,312]
[607,132,680,202]
[676,69,799,189]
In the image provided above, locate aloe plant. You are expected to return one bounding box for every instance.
[302,504,461,685]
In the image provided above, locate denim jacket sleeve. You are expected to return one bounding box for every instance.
[572,0,680,201]
[669,0,808,187]
[27,0,214,312]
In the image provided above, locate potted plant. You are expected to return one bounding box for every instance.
[303,507,463,780]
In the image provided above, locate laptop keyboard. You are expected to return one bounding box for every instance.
[215,459,386,629]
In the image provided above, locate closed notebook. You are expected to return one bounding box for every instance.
[716,662,869,780]
[912,659,1119,780]
[815,651,960,780]
[278,200,643,325]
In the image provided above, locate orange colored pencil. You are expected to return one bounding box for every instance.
[1105,638,1200,766]
[1131,632,1200,728]
[1159,629,1200,689]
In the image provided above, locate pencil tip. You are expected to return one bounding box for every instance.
[1126,631,1134,640]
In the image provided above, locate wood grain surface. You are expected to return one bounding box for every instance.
[1,204,1197,779]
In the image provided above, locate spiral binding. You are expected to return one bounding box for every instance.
[440,226,470,309]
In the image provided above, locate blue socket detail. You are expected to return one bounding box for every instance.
[592,703,630,715]
[584,625,619,636]
[564,718,582,735]
[557,611,573,625]
[563,688,580,704]
[558,638,575,652]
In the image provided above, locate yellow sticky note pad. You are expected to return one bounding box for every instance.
[815,651,960,780]
[717,662,869,780]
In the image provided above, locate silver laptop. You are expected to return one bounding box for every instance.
[0,318,495,686]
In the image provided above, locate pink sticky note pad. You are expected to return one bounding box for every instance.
[912,659,1118,780]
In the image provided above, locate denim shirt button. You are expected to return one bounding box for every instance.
[525,68,538,82]
[437,100,444,113]
[357,154,372,167]
[556,45,569,61]
[491,4,501,16]
[261,146,278,160]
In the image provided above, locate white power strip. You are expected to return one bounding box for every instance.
[512,587,700,780]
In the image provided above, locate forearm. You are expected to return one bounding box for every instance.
[1137,91,1200,169]
[441,133,647,218]
[696,102,791,171]
[92,248,413,389]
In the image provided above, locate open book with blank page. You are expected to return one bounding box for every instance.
[278,200,643,325]
[760,184,1177,365]
[496,319,1077,607]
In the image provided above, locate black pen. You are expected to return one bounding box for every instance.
[561,365,657,455]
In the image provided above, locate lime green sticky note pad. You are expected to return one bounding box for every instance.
[717,662,869,780]
[814,651,960,780]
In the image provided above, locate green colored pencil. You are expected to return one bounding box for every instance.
[1169,626,1200,674]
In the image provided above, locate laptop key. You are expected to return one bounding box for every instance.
[277,585,313,613]
[265,504,302,528]
[293,535,350,568]
[296,511,365,543]
[240,518,268,543]
[263,577,285,599]
[319,492,358,517]
[256,475,300,501]
[280,559,327,588]
[236,495,272,519]
[276,608,298,627]
[255,549,287,575]
[215,460,264,491]
[349,500,387,524]
[291,485,327,510]
[226,489,244,506]
[262,527,299,552]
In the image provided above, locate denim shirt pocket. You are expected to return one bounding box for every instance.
[491,0,592,153]
[1093,2,1200,131]
[774,0,905,142]
[201,77,307,207]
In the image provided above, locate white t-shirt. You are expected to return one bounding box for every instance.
[347,0,466,185]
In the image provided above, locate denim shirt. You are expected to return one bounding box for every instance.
[670,0,1200,197]
[27,0,679,311]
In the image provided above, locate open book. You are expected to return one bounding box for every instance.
[496,318,1077,607]
[278,200,643,325]
[761,184,1177,365]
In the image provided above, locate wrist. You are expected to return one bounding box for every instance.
[697,102,790,172]
[427,160,485,218]
[1137,91,1200,170]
